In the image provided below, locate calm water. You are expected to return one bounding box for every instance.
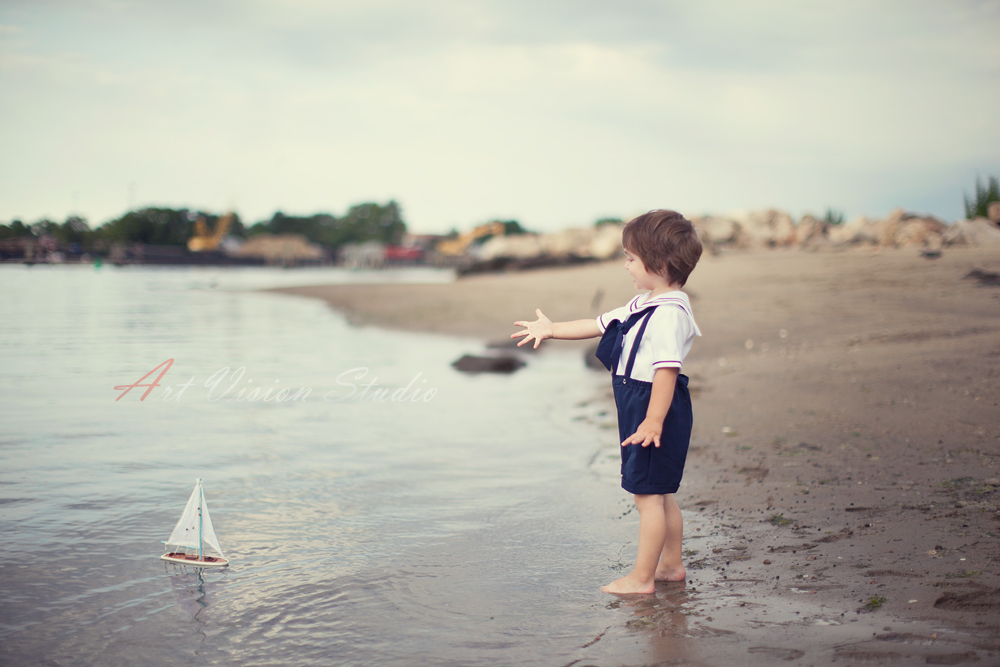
[0,264,665,666]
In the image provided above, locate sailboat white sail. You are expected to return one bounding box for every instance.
[161,478,229,567]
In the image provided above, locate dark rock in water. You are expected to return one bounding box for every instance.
[920,249,941,259]
[964,268,1000,286]
[584,342,607,371]
[452,354,526,374]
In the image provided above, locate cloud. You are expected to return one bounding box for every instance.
[0,0,998,229]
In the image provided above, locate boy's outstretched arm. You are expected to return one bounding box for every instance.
[622,367,679,447]
[512,309,601,349]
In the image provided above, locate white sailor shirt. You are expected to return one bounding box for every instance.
[595,291,701,382]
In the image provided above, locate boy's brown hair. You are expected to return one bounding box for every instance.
[622,209,702,286]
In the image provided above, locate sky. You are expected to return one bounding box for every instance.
[1,0,998,233]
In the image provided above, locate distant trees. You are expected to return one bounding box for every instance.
[498,220,529,236]
[248,201,406,248]
[964,175,999,220]
[97,208,250,245]
[56,216,92,245]
[823,208,845,226]
[99,208,195,246]
[0,219,31,241]
[0,201,405,255]
[0,216,96,246]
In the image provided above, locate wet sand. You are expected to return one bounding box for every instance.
[270,247,1000,664]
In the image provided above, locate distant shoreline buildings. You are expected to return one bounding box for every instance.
[3,199,999,271]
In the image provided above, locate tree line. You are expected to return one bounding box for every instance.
[0,201,407,253]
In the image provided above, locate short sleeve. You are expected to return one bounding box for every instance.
[648,305,693,370]
[596,304,631,333]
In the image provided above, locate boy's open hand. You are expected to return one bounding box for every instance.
[622,418,663,448]
[511,309,553,349]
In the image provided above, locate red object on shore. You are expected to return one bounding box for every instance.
[384,245,423,261]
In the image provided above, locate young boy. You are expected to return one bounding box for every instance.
[511,209,702,595]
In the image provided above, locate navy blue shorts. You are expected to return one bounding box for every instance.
[613,373,692,495]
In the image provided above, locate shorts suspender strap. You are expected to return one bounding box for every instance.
[622,308,656,380]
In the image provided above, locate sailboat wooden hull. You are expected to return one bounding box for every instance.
[161,552,229,567]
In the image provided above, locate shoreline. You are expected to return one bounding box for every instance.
[267,246,1000,662]
[266,258,636,342]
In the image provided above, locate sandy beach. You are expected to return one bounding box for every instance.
[270,247,1000,663]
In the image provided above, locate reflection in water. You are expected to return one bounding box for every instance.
[167,566,228,626]
[612,582,693,663]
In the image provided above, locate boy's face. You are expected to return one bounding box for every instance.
[623,248,661,291]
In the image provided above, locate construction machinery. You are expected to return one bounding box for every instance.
[435,221,506,257]
[187,213,234,252]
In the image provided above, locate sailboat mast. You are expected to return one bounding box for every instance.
[198,477,203,560]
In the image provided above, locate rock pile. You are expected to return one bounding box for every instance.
[474,223,624,263]
[458,207,999,273]
[691,207,1000,252]
[941,219,1000,247]
[236,234,327,264]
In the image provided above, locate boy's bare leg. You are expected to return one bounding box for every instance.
[654,494,686,581]
[601,494,665,595]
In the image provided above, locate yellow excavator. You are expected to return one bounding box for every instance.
[187,213,234,252]
[435,221,506,257]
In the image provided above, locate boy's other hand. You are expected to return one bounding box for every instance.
[511,309,553,349]
[622,418,663,448]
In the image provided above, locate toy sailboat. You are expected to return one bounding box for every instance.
[161,478,229,567]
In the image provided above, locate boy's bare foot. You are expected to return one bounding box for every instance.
[601,574,655,595]
[654,565,686,582]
